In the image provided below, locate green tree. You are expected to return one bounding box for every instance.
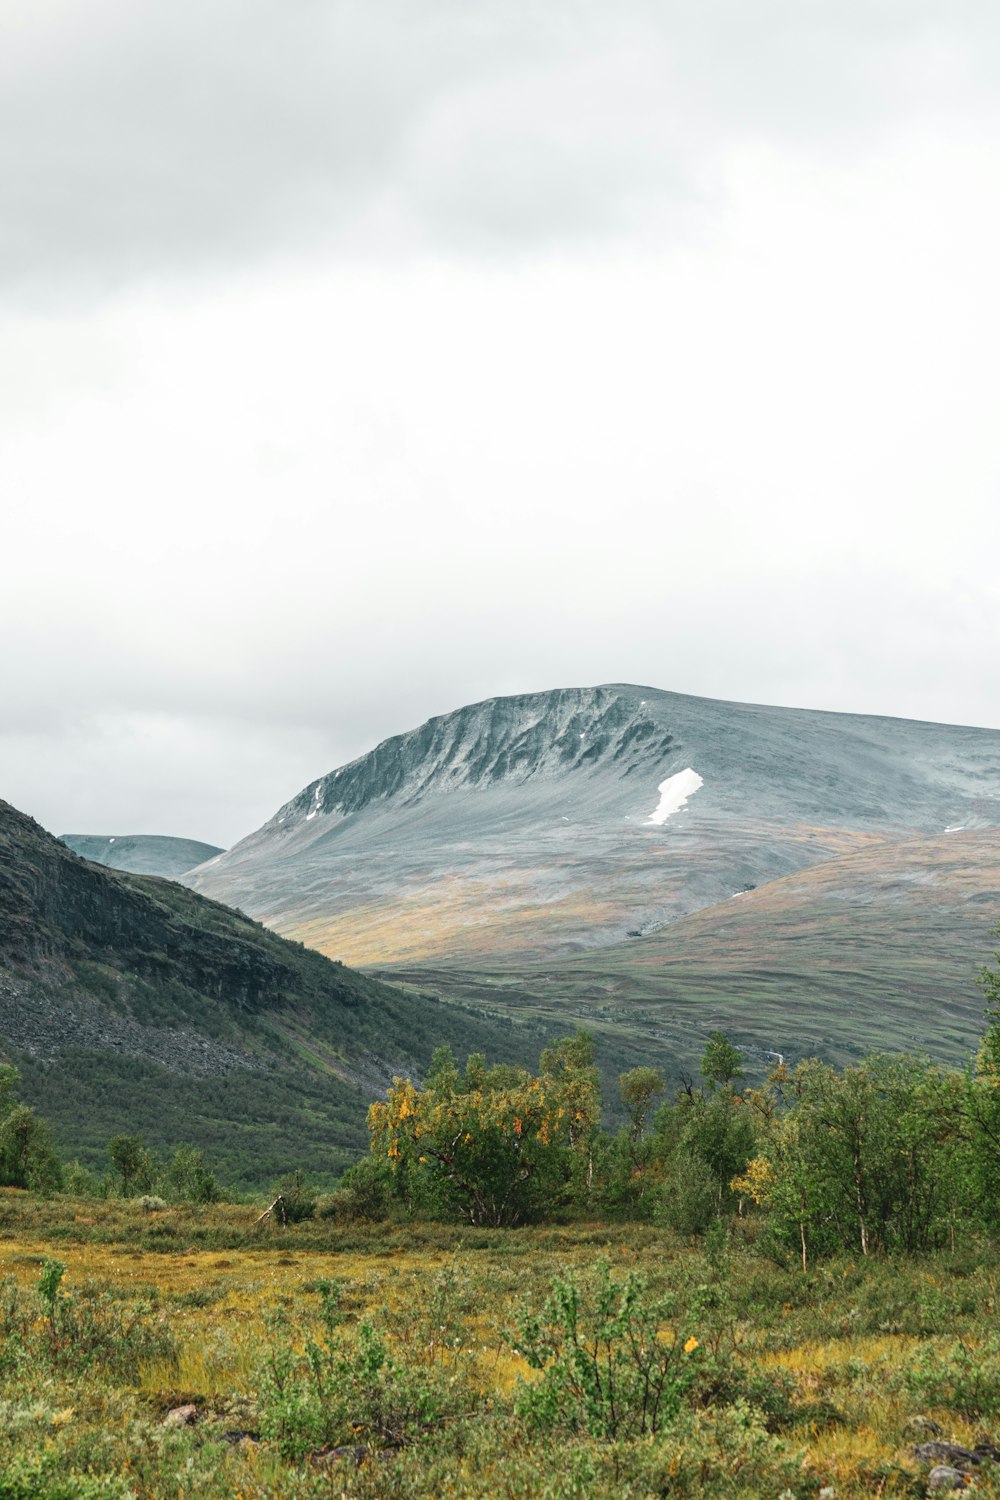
[962,930,1000,1228]
[162,1145,221,1204]
[0,1105,63,1193]
[701,1032,744,1090]
[108,1134,154,1197]
[0,1064,20,1114]
[741,1056,968,1261]
[0,1065,62,1194]
[653,1084,756,1232]
[618,1067,665,1144]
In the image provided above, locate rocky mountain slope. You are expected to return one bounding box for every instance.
[185,684,1000,968]
[59,833,223,878]
[0,799,538,1187]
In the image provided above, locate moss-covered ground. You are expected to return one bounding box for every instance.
[2,1190,1000,1497]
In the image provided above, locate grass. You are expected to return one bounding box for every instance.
[3,1189,1000,1496]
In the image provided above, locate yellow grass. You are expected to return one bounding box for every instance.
[5,1199,1000,1499]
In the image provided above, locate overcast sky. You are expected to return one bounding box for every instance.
[3,0,1000,847]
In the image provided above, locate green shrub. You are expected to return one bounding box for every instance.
[270,1170,317,1224]
[0,1261,176,1382]
[509,1261,707,1440]
[317,1156,397,1223]
[60,1161,100,1198]
[259,1284,475,1461]
[0,1458,129,1500]
[902,1335,1000,1418]
[612,1401,805,1500]
[654,1149,719,1235]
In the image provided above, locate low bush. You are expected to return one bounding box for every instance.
[259,1281,479,1461]
[0,1260,176,1382]
[509,1260,710,1440]
[901,1334,1000,1419]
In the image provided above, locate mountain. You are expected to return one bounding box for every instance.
[379,829,1000,1078]
[59,834,224,878]
[185,684,1000,970]
[0,799,541,1188]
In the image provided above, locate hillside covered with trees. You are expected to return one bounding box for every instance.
[0,798,541,1187]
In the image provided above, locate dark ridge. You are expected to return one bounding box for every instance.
[0,799,544,1188]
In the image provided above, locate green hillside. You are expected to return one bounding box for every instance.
[0,800,542,1189]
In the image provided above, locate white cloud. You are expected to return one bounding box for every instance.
[2,2,1000,841]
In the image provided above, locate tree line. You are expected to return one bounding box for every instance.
[353,934,1000,1262]
[0,1068,223,1205]
[5,929,1000,1265]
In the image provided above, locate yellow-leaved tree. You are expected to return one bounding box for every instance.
[367,1034,600,1227]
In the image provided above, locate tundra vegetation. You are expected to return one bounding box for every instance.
[3,941,1000,1495]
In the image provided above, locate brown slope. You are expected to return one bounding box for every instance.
[376,831,1000,1075]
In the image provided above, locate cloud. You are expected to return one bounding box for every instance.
[4,1,1000,296]
[3,3,1000,841]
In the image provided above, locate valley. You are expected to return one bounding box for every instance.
[7,682,1000,1177]
[181,683,1000,1079]
[381,828,1000,1081]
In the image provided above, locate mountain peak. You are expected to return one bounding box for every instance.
[185,683,1000,968]
[279,685,674,832]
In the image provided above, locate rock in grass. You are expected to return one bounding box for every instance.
[163,1404,198,1427]
[912,1443,976,1470]
[927,1466,967,1492]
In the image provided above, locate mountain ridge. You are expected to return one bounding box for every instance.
[59,833,224,878]
[0,798,541,1187]
[185,682,1000,967]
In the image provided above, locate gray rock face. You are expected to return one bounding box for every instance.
[183,683,1000,969]
[905,1418,945,1438]
[163,1405,198,1427]
[912,1440,1000,1469]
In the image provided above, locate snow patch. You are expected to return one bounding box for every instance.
[305,782,325,821]
[646,768,703,826]
[108,837,115,844]
[944,824,964,833]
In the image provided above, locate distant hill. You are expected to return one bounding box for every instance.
[379,830,1000,1082]
[185,684,1000,967]
[59,834,224,878]
[0,800,540,1189]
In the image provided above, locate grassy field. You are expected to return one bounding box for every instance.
[3,1190,1000,1496]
